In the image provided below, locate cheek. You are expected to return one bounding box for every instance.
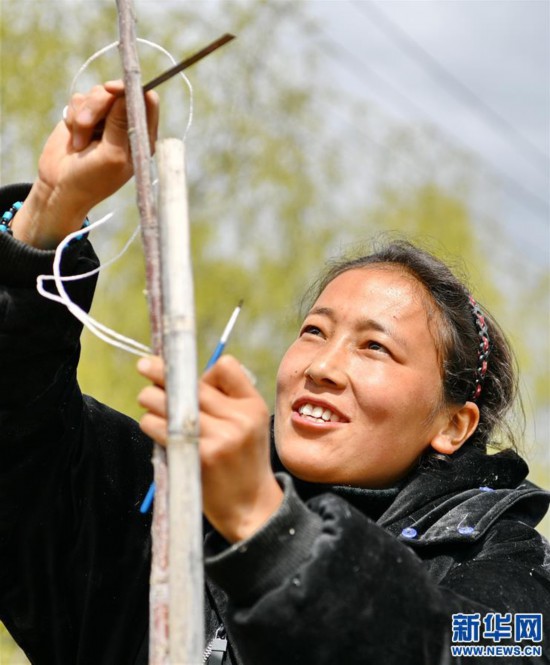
[275,358,289,400]
[275,345,302,397]
[352,367,439,432]
[383,387,443,444]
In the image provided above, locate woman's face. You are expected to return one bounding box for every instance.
[275,266,451,487]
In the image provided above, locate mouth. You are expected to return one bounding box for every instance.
[292,399,348,425]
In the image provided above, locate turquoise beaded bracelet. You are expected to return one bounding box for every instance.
[0,201,23,235]
[0,201,90,244]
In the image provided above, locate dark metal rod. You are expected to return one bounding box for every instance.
[90,33,235,140]
[143,33,235,92]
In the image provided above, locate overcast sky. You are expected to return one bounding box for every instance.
[303,0,549,266]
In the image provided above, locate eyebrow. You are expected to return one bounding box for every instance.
[306,306,409,350]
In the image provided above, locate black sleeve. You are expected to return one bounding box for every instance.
[205,475,549,665]
[0,189,100,526]
[0,187,153,665]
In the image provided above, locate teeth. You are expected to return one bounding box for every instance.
[298,403,341,423]
[301,404,313,416]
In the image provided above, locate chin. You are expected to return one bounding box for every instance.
[276,448,339,484]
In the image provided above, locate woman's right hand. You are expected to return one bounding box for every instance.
[11,81,159,249]
[137,355,284,544]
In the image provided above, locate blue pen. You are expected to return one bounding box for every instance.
[140,300,244,514]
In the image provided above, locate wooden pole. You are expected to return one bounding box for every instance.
[157,138,204,664]
[114,1,169,662]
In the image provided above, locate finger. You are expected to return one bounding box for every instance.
[137,385,167,417]
[101,95,130,148]
[139,413,167,446]
[106,92,159,154]
[198,409,256,467]
[144,90,160,154]
[203,355,258,398]
[63,93,85,129]
[71,85,118,151]
[198,380,236,419]
[198,380,270,443]
[103,79,125,96]
[137,356,165,387]
[85,81,158,153]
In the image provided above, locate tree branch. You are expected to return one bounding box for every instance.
[115,2,169,663]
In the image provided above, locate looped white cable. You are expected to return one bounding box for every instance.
[41,39,194,355]
[68,37,194,139]
[39,38,195,356]
[37,214,153,357]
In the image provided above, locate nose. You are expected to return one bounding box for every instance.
[304,343,348,390]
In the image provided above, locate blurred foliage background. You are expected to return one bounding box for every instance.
[0,0,548,661]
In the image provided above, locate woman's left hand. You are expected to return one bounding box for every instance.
[12,81,159,249]
[137,355,284,543]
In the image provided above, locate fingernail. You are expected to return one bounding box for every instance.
[137,358,151,373]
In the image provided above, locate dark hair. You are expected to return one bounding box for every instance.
[301,239,520,452]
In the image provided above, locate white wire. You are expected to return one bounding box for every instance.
[68,38,194,139]
[37,214,153,357]
[38,38,197,356]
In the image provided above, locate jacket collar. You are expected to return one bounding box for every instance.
[270,434,550,548]
[379,446,549,547]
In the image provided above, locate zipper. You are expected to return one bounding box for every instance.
[203,625,228,664]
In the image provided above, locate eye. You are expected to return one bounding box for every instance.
[300,324,324,338]
[365,340,388,354]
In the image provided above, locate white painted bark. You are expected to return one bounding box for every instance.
[157,139,204,665]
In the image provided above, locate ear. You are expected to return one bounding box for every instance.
[430,402,480,456]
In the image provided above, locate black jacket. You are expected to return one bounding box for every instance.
[1,183,549,665]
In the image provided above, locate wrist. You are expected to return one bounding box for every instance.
[11,179,90,249]
[0,201,23,235]
[204,474,324,607]
[215,476,285,544]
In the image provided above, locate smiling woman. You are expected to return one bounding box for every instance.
[138,240,550,664]
[287,241,517,454]
[0,81,548,664]
[274,264,476,487]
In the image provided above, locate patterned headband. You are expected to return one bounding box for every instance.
[469,295,490,402]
